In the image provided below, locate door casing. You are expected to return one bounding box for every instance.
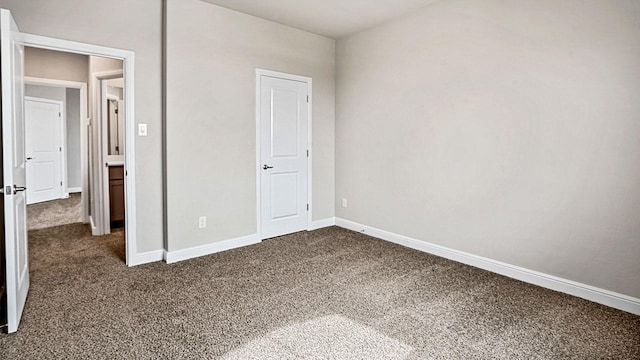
[255,69,313,239]
[15,32,138,266]
[94,71,124,236]
[24,77,89,222]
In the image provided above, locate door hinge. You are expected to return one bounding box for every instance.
[60,181,63,186]
[306,95,309,103]
[307,204,309,211]
[307,149,309,158]
[59,112,61,117]
[59,147,62,152]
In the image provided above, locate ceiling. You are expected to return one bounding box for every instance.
[200,0,439,39]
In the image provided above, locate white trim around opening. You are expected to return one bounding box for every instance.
[17,32,140,267]
[92,69,124,237]
[24,77,88,220]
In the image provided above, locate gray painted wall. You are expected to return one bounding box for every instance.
[25,47,88,84]
[4,0,164,253]
[165,0,335,251]
[335,0,640,298]
[25,84,64,102]
[66,88,81,189]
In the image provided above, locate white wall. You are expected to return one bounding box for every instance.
[336,0,640,298]
[165,0,335,251]
[3,0,164,253]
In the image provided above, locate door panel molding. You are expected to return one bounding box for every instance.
[256,69,313,240]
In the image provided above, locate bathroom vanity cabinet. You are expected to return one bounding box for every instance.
[108,165,125,228]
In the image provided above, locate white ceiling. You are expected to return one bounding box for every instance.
[200,0,439,39]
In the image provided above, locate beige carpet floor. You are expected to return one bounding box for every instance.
[0,224,638,359]
[27,193,83,230]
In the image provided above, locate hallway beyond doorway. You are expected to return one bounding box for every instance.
[27,194,82,230]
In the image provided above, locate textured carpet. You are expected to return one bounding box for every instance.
[27,193,83,230]
[0,225,638,359]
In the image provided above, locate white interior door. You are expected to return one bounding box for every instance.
[260,75,309,239]
[25,97,63,204]
[1,9,29,334]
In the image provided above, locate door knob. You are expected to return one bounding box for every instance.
[13,185,26,194]
[263,164,274,170]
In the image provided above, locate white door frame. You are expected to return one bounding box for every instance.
[24,96,65,204]
[93,70,123,236]
[255,69,313,239]
[24,77,88,221]
[16,32,138,266]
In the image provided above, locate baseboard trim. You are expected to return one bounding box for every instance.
[67,187,82,193]
[165,234,260,264]
[308,217,336,231]
[335,218,640,315]
[128,250,164,267]
[89,215,99,236]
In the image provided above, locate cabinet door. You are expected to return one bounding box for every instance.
[109,179,125,222]
[108,166,125,224]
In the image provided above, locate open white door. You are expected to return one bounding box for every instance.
[259,74,309,239]
[1,9,29,334]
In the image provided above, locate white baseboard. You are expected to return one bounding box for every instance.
[128,250,164,267]
[67,187,82,193]
[308,217,336,231]
[335,218,640,315]
[165,234,260,264]
[89,215,99,236]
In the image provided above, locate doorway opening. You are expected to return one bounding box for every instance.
[15,33,138,267]
[22,48,129,242]
[2,11,139,333]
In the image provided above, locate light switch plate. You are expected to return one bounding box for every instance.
[138,123,148,136]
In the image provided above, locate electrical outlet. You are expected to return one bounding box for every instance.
[341,198,348,208]
[198,216,207,229]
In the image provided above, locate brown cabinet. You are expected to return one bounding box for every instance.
[108,165,125,228]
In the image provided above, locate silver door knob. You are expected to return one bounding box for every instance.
[13,185,26,194]
[263,165,274,170]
